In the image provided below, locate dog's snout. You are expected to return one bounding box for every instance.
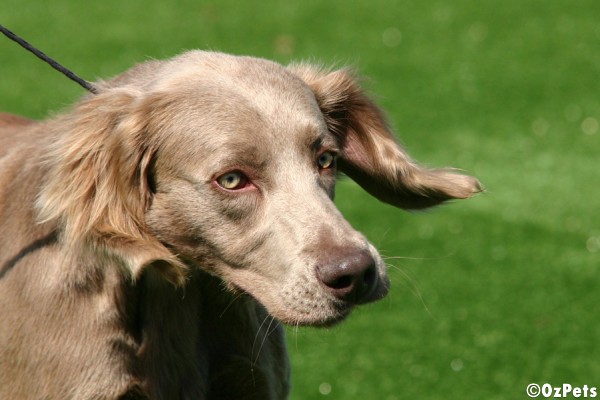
[316,250,378,304]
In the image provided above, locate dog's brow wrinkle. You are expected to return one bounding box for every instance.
[310,136,325,151]
[174,171,206,187]
[307,131,338,152]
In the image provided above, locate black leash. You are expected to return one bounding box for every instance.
[0,24,98,94]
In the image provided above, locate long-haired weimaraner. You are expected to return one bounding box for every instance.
[0,51,480,399]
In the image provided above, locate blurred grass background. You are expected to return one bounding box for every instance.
[2,1,599,399]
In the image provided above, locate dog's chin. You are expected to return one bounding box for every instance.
[262,301,355,328]
[301,310,353,328]
[267,309,353,328]
[227,282,354,327]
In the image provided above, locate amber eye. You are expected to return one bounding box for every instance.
[216,171,247,190]
[317,151,336,170]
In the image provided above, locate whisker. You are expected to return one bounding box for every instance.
[383,255,430,261]
[249,314,272,385]
[287,320,301,351]
[374,227,392,248]
[294,322,299,351]
[385,261,434,318]
[253,316,276,365]
[381,250,457,262]
[218,291,246,319]
[252,314,272,360]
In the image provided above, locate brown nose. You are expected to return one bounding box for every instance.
[316,250,378,304]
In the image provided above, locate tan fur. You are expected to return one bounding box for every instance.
[0,51,481,399]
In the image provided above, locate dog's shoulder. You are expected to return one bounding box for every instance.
[0,112,43,160]
[0,112,36,128]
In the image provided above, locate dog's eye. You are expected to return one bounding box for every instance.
[216,171,248,190]
[317,151,336,170]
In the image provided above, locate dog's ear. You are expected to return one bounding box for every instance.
[289,65,482,209]
[37,89,186,284]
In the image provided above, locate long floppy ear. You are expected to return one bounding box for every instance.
[37,89,186,284]
[289,65,482,209]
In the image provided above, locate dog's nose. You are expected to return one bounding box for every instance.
[316,250,378,304]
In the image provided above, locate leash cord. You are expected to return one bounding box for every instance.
[0,24,98,94]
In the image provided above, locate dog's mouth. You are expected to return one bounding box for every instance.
[200,255,390,327]
[305,306,354,328]
[270,301,354,328]
[272,275,390,327]
[225,281,355,327]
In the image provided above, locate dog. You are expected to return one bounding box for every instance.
[0,51,481,399]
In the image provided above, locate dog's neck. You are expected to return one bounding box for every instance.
[116,265,291,399]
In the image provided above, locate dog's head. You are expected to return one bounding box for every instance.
[38,51,481,326]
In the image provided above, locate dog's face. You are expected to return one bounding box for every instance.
[38,51,481,326]
[141,55,390,325]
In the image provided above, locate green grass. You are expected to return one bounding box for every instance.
[2,1,599,398]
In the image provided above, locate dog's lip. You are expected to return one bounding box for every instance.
[277,306,353,328]
[231,283,354,327]
[357,274,390,305]
[309,309,353,328]
[223,270,387,327]
[228,279,388,327]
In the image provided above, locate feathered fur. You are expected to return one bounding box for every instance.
[0,51,480,399]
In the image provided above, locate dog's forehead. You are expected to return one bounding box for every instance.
[163,53,320,117]
[152,52,332,163]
